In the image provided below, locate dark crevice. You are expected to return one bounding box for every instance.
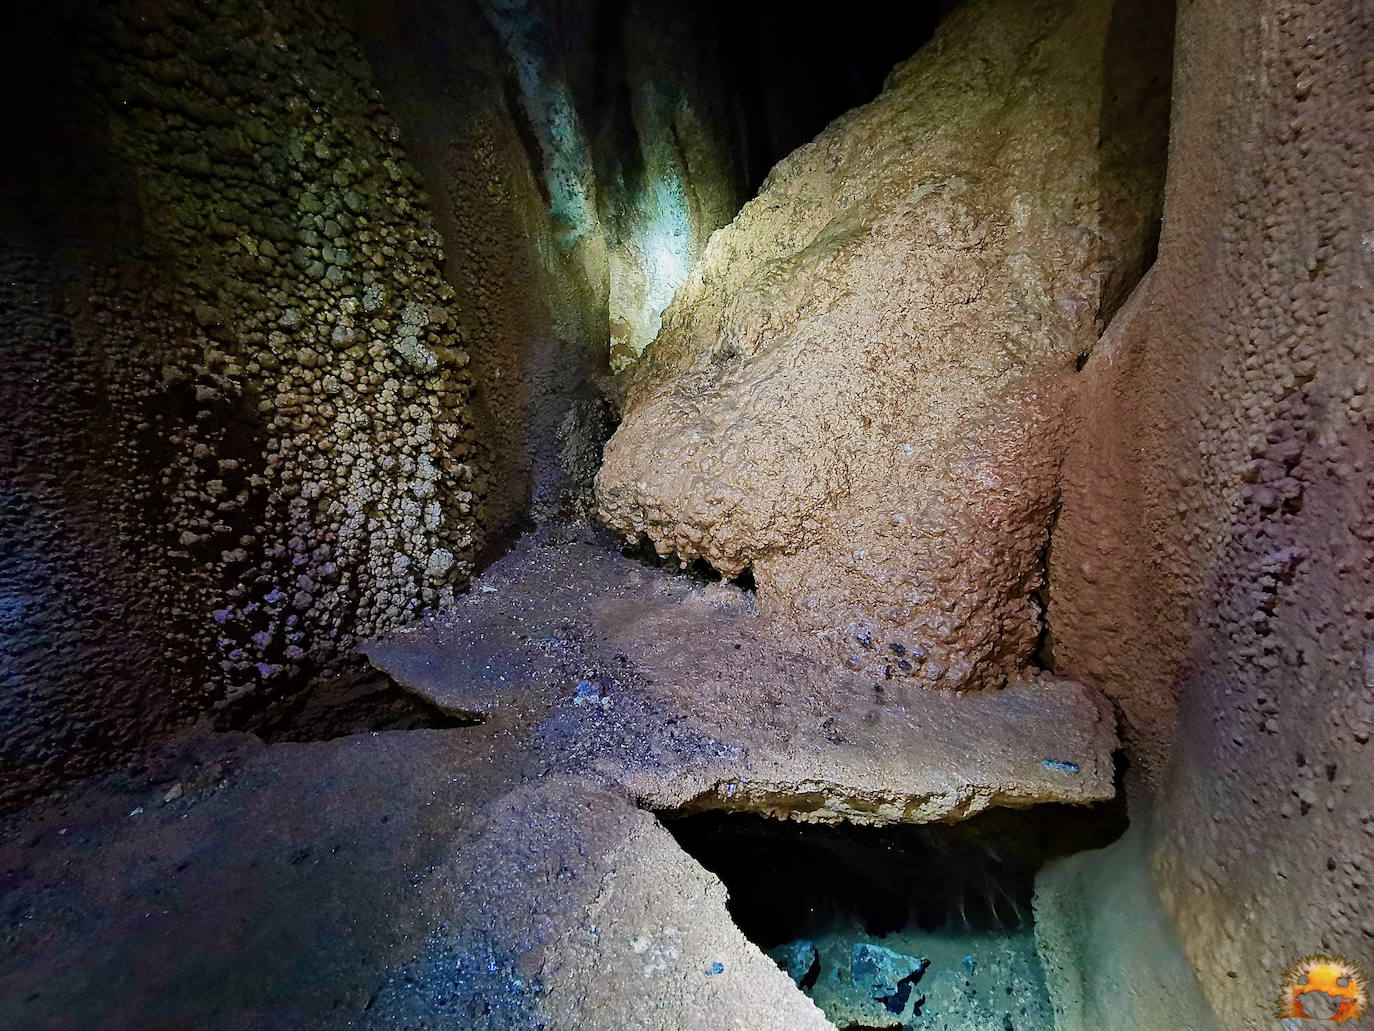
[1030,499,1062,673]
[663,795,1127,1027]
[1094,0,1174,325]
[719,1,953,195]
[618,535,756,591]
[214,654,477,742]
[502,73,551,209]
[664,801,1127,948]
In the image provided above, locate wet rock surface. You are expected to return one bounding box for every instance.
[808,930,1050,1031]
[851,942,929,1012]
[770,938,820,989]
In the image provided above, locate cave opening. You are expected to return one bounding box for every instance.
[664,800,1127,1030]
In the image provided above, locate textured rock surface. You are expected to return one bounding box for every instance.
[0,730,831,1030]
[0,0,483,806]
[354,0,613,534]
[357,0,947,526]
[1033,819,1220,1030]
[0,0,952,810]
[597,0,1170,690]
[1049,0,1373,1025]
[364,524,1119,825]
[769,939,819,988]
[851,942,928,1005]
[0,521,1119,1028]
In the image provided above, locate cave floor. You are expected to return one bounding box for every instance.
[0,524,1116,1029]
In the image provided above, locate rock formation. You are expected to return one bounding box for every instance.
[356,0,753,530]
[1049,0,1374,1022]
[6,0,921,805]
[597,0,1169,690]
[0,0,484,805]
[0,0,1366,1027]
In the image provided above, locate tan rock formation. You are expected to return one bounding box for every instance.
[597,0,1168,690]
[363,524,1120,827]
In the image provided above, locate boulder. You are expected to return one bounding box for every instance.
[596,0,1169,689]
[770,939,820,989]
[851,942,929,1013]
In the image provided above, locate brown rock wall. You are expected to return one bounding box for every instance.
[0,0,482,805]
[1050,0,1373,1024]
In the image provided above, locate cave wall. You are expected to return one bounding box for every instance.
[349,0,606,535]
[351,0,755,529]
[355,0,949,530]
[1050,0,1372,1024]
[0,0,484,807]
[0,0,941,807]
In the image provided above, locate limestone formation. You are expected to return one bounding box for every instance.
[1049,0,1374,1022]
[1,0,483,804]
[363,524,1120,826]
[0,0,945,806]
[596,0,1169,690]
[2,1,1366,1027]
[355,0,764,530]
[0,730,834,1030]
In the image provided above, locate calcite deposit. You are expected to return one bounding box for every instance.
[597,0,1169,690]
[363,523,1120,826]
[2,0,1367,1027]
[0,0,483,805]
[0,0,947,806]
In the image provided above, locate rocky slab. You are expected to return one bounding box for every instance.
[0,728,829,1030]
[364,524,1118,824]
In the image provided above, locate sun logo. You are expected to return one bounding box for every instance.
[1276,954,1368,1022]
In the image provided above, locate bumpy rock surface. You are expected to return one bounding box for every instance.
[597,0,1168,690]
[1033,823,1221,1031]
[0,0,481,805]
[1048,0,1373,1025]
[851,942,928,1006]
[0,524,1120,1029]
[360,0,944,529]
[0,0,960,808]
[361,0,744,529]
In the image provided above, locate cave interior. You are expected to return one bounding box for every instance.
[0,0,1369,1029]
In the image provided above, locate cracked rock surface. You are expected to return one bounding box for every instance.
[365,524,1118,825]
[0,730,827,1030]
